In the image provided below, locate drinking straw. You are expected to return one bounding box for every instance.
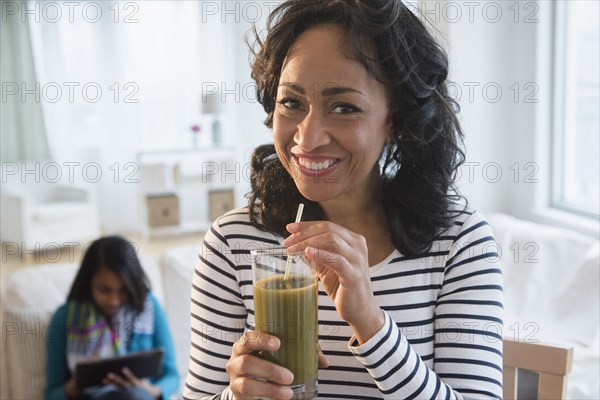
[284,203,305,283]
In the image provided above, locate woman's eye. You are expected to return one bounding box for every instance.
[332,103,360,114]
[278,98,301,109]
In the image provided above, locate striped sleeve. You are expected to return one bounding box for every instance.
[183,220,244,399]
[349,212,503,399]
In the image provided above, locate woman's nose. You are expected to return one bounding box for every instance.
[294,109,330,151]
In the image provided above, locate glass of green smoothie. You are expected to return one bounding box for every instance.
[251,247,318,400]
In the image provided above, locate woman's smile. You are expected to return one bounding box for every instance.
[291,154,340,178]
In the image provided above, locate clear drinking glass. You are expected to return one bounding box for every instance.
[251,247,319,400]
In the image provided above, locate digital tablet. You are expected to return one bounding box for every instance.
[75,348,164,390]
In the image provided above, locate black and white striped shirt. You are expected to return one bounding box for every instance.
[183,207,503,399]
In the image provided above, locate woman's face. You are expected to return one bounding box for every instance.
[91,267,127,318]
[273,24,391,205]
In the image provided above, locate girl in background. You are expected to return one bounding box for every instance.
[45,236,178,400]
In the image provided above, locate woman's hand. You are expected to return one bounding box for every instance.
[226,331,295,399]
[102,367,162,399]
[284,221,385,344]
[226,332,329,399]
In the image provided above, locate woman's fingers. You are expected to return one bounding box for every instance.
[227,331,295,399]
[287,222,377,330]
[318,345,329,368]
[287,221,354,240]
[305,246,348,274]
[228,353,294,385]
[231,331,281,356]
[285,231,354,264]
[284,222,365,269]
[285,221,358,250]
[229,375,293,399]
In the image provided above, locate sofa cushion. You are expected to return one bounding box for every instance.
[2,307,53,400]
[31,202,91,223]
[3,256,164,310]
[487,213,598,345]
[160,243,201,383]
[139,255,165,306]
[553,242,600,344]
[487,213,600,399]
[3,263,77,311]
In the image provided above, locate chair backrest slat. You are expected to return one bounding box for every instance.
[502,338,574,400]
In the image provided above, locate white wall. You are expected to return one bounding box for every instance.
[227,18,276,208]
[424,0,539,217]
[169,7,279,212]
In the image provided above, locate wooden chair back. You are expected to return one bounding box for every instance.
[503,338,574,399]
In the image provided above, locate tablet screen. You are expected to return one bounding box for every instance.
[75,348,164,390]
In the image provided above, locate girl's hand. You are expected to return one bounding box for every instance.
[226,331,295,399]
[102,367,161,399]
[283,221,384,344]
[64,377,79,400]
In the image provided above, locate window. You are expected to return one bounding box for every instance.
[552,1,600,218]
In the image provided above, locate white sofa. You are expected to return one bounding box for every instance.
[1,214,598,399]
[485,213,599,399]
[0,181,101,250]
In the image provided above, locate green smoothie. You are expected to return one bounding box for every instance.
[254,274,318,385]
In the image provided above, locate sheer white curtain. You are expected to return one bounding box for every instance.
[28,1,213,160]
[27,0,244,231]
[1,7,50,161]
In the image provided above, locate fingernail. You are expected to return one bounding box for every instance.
[283,386,294,399]
[271,336,281,349]
[286,223,299,232]
[283,370,294,384]
[286,244,300,255]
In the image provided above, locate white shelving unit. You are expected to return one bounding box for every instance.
[136,146,236,239]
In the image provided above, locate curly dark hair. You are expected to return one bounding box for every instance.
[248,0,465,255]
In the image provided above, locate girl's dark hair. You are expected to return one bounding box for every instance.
[248,0,465,255]
[67,236,150,313]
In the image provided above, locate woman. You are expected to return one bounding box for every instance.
[45,236,179,400]
[184,1,502,399]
